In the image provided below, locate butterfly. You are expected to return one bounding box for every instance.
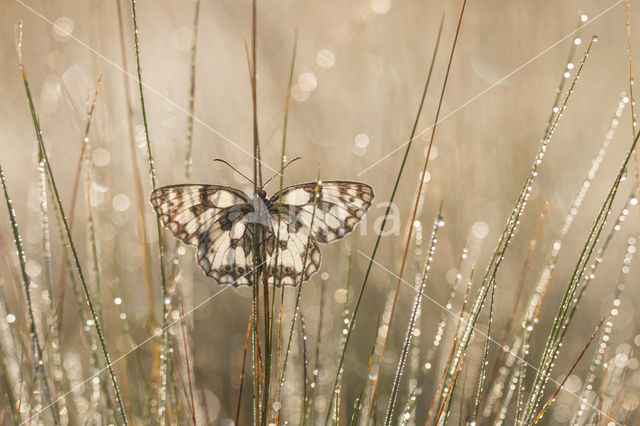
[150,160,374,287]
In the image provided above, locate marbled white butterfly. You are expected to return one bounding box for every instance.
[150,164,374,287]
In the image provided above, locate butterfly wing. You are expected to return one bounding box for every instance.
[260,181,373,286]
[270,181,374,243]
[262,215,321,286]
[150,184,256,286]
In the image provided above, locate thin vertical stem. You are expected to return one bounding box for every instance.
[625,0,640,211]
[129,0,171,421]
[115,0,156,331]
[384,205,444,425]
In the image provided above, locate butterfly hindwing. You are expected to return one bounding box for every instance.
[270,181,374,243]
[263,215,321,286]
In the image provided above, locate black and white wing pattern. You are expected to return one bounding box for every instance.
[150,180,374,287]
[264,181,374,285]
[150,184,256,286]
[262,214,321,286]
[270,181,374,243]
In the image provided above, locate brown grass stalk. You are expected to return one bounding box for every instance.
[532,317,604,424]
[236,308,253,426]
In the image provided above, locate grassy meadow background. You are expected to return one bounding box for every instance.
[0,0,639,424]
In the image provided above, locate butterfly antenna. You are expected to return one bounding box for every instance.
[262,156,301,188]
[213,158,255,185]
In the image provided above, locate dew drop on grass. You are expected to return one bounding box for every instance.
[92,148,111,167]
[98,223,115,242]
[424,145,438,159]
[53,17,74,40]
[471,221,489,239]
[92,182,108,194]
[378,324,388,338]
[298,72,318,91]
[25,260,41,277]
[163,114,178,129]
[371,0,391,14]
[112,194,130,212]
[316,49,335,68]
[354,133,370,148]
[334,288,348,303]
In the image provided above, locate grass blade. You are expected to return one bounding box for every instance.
[350,315,380,426]
[115,0,156,333]
[384,204,444,424]
[129,0,172,421]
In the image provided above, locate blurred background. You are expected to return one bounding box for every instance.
[0,0,639,424]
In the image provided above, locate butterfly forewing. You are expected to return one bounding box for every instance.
[150,184,251,243]
[271,181,374,243]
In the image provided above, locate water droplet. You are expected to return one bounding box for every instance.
[53,17,74,40]
[471,221,489,239]
[92,148,111,167]
[291,84,310,102]
[354,133,370,148]
[334,288,348,304]
[316,49,336,68]
[112,194,130,212]
[298,72,318,91]
[371,0,391,14]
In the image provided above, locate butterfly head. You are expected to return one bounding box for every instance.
[257,188,267,200]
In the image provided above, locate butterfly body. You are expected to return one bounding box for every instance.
[150,180,374,287]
